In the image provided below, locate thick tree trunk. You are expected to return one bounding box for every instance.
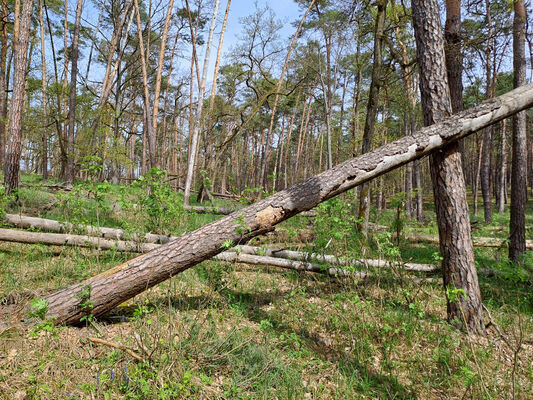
[509,0,527,263]
[413,0,484,334]
[64,0,84,186]
[21,81,533,325]
[3,0,33,195]
[0,0,8,169]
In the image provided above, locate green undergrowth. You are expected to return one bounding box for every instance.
[0,242,531,399]
[0,175,532,399]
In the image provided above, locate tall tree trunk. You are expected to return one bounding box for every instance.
[39,0,48,180]
[497,119,507,213]
[183,0,219,207]
[0,0,8,169]
[357,0,387,234]
[509,0,527,263]
[412,0,484,334]
[151,0,175,148]
[64,0,83,186]
[480,0,494,223]
[3,0,33,195]
[133,0,156,170]
[33,81,533,325]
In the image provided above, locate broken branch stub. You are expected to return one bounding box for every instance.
[33,83,533,325]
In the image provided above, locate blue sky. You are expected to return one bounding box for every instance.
[74,0,305,89]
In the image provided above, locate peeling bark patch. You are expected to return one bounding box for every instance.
[255,206,285,226]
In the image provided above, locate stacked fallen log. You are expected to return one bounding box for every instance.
[0,228,437,278]
[6,213,528,249]
[2,214,173,244]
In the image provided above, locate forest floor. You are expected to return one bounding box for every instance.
[0,173,532,399]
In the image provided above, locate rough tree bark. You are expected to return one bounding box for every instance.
[3,0,33,195]
[0,0,8,169]
[509,0,527,263]
[22,81,533,325]
[412,0,484,334]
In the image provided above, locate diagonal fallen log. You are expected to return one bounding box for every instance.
[19,83,533,325]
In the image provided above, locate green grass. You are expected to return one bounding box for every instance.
[0,174,532,399]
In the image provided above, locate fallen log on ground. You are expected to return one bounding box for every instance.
[2,214,173,244]
[0,228,160,253]
[14,83,533,325]
[402,233,533,250]
[231,245,437,272]
[0,228,437,274]
[184,205,235,215]
[6,213,526,251]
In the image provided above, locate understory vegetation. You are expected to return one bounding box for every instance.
[0,173,531,399]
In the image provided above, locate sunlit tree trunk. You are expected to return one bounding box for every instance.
[480,0,494,223]
[3,0,33,194]
[0,0,8,169]
[509,0,527,263]
[412,0,484,334]
[497,119,507,213]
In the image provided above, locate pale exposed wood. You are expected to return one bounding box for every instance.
[2,214,173,244]
[231,246,438,272]
[14,82,533,325]
[403,233,533,250]
[0,228,159,253]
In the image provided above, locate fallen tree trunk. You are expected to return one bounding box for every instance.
[0,228,437,273]
[215,252,358,277]
[7,214,522,250]
[19,83,533,325]
[402,233,533,250]
[232,245,437,272]
[2,214,173,244]
[184,205,235,215]
[0,228,160,253]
